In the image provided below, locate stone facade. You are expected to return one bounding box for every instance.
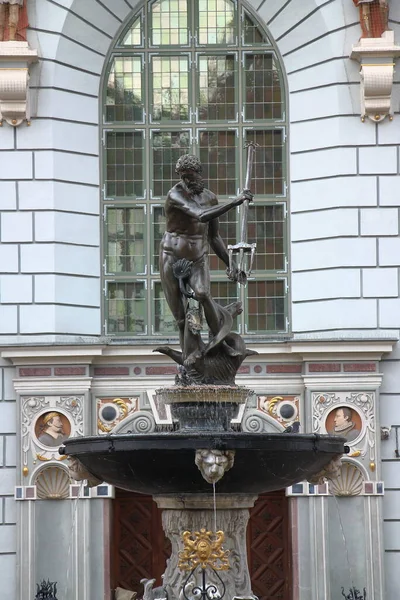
[0,0,400,598]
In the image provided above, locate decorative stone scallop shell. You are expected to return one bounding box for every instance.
[328,462,364,497]
[35,466,70,500]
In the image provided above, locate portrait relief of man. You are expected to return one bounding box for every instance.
[37,412,69,448]
[327,406,361,442]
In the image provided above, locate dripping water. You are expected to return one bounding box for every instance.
[213,482,217,533]
[64,480,84,598]
[332,494,355,591]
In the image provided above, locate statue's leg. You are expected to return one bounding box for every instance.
[8,4,19,41]
[190,256,220,336]
[159,252,186,347]
[0,6,6,41]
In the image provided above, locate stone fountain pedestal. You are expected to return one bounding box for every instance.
[154,494,258,600]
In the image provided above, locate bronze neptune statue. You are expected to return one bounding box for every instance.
[154,153,258,385]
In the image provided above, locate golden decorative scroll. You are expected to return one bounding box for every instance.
[178,529,230,571]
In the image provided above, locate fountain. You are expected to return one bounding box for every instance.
[60,150,347,600]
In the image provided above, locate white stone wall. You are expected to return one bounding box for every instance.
[0,0,399,596]
[0,359,16,597]
[2,0,396,341]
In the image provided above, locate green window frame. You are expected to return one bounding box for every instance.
[102,0,289,338]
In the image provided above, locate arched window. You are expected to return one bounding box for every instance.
[102,0,288,337]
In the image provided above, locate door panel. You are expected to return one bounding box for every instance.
[247,492,292,600]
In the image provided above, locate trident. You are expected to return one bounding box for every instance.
[228,141,259,284]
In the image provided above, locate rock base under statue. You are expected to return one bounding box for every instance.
[149,494,258,600]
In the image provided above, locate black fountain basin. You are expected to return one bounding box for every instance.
[60,433,346,495]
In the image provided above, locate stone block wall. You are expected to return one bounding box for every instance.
[3,0,399,340]
[255,0,400,338]
[0,359,16,597]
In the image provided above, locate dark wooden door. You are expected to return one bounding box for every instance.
[111,490,171,592]
[112,490,291,599]
[247,492,292,600]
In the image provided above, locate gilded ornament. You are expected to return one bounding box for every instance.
[114,398,128,416]
[349,450,361,457]
[98,419,110,433]
[369,461,376,472]
[267,396,283,415]
[178,529,230,572]
[22,466,29,477]
[36,453,51,462]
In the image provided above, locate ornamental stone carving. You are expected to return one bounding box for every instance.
[97,397,139,434]
[312,391,376,475]
[0,3,38,126]
[195,449,235,484]
[308,455,343,485]
[351,30,400,123]
[21,395,84,470]
[67,456,103,488]
[112,410,156,434]
[241,408,284,433]
[0,40,37,126]
[328,461,365,497]
[161,507,254,600]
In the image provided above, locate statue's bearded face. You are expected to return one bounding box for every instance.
[181,170,205,195]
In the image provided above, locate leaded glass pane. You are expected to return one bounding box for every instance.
[151,55,190,121]
[198,0,236,45]
[106,57,144,123]
[121,16,142,46]
[199,130,237,196]
[248,204,285,271]
[247,280,286,333]
[152,206,166,273]
[209,209,238,270]
[151,130,191,197]
[105,131,144,198]
[153,281,179,333]
[107,281,147,334]
[151,0,188,46]
[244,129,284,196]
[244,53,282,120]
[106,207,146,275]
[242,11,269,45]
[197,54,236,121]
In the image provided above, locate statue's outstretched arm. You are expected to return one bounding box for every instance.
[169,190,252,223]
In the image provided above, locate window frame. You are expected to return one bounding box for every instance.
[100,0,290,339]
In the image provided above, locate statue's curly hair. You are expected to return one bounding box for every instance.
[175,154,203,175]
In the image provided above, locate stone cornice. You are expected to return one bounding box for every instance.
[1,339,396,365]
[13,377,92,394]
[303,373,383,391]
